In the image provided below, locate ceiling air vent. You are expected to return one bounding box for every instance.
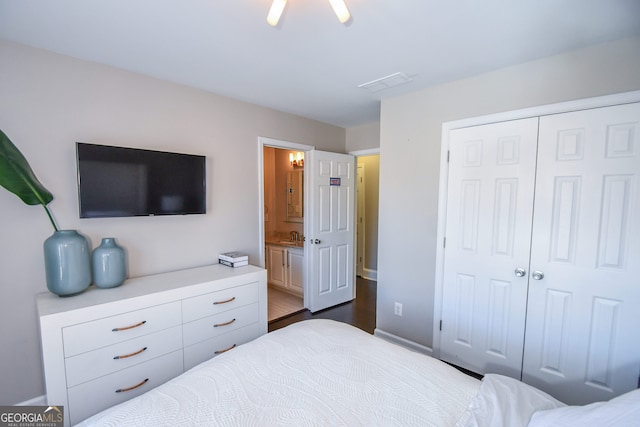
[358,72,413,93]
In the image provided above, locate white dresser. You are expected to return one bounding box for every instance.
[36,264,267,426]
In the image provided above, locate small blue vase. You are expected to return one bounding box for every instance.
[92,237,127,289]
[44,230,92,297]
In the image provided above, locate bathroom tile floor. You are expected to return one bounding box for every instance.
[267,286,305,322]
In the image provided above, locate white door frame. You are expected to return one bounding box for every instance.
[257,137,314,273]
[433,90,640,359]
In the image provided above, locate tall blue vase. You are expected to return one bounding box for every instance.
[92,237,127,289]
[44,230,92,297]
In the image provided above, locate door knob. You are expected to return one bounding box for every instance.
[532,270,544,280]
[314,239,321,244]
[514,268,526,277]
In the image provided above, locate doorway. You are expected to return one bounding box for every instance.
[258,138,375,323]
[258,138,314,323]
[263,146,306,321]
[354,153,380,281]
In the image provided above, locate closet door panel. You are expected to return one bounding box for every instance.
[523,102,640,405]
[440,117,539,377]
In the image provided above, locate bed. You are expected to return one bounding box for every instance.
[77,319,640,426]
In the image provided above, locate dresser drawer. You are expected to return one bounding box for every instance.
[183,323,261,371]
[67,349,183,425]
[182,303,259,347]
[63,301,181,357]
[65,325,183,387]
[182,282,259,323]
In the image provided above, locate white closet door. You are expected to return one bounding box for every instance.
[440,117,539,378]
[523,102,640,404]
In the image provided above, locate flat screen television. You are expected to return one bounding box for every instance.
[76,142,206,218]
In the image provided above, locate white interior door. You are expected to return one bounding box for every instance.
[522,102,640,404]
[305,150,356,312]
[440,117,539,378]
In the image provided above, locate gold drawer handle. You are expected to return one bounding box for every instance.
[214,344,237,355]
[213,296,236,305]
[115,378,149,393]
[214,318,236,327]
[113,347,148,360]
[112,320,146,332]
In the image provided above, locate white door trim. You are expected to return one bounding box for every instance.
[257,137,314,270]
[432,90,640,358]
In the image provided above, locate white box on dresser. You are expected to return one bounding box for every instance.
[36,264,267,426]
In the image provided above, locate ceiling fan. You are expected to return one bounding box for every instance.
[267,0,351,26]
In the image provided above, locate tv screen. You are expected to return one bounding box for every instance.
[76,142,206,218]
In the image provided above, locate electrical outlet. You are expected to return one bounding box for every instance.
[394,302,403,316]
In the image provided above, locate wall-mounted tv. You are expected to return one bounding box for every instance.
[76,142,206,218]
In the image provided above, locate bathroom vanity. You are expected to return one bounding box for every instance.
[266,241,304,296]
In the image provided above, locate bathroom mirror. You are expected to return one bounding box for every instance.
[286,170,303,222]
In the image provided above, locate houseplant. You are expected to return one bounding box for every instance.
[0,129,91,296]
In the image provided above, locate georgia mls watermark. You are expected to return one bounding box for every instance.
[0,406,63,427]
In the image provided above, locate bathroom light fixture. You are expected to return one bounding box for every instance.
[267,0,351,27]
[289,152,304,168]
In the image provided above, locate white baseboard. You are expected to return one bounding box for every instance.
[16,395,46,406]
[362,268,377,281]
[374,328,433,356]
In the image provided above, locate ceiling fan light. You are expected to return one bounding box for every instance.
[328,0,351,24]
[267,0,287,27]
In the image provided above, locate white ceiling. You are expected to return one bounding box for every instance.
[1,0,639,128]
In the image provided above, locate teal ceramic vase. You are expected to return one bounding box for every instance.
[92,237,127,289]
[44,230,92,296]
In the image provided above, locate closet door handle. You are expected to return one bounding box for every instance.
[532,270,545,280]
[514,268,527,277]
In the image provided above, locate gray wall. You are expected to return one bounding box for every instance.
[346,122,380,152]
[376,36,640,349]
[0,39,345,404]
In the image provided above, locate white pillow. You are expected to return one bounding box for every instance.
[529,387,640,427]
[456,374,565,427]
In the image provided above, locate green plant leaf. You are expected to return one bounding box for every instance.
[0,129,54,206]
[0,129,59,231]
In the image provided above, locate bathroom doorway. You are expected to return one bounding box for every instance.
[258,137,369,323]
[262,144,308,322]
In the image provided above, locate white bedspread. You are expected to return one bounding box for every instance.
[78,319,480,426]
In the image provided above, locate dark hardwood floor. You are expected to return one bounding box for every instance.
[268,276,376,334]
